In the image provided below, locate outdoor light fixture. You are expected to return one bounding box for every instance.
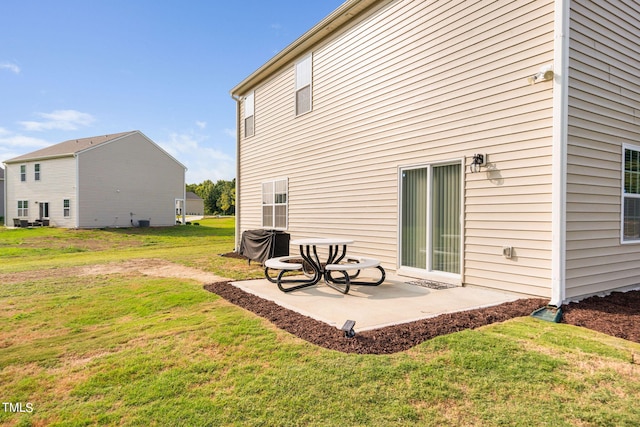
[470,153,487,173]
[341,320,356,338]
[528,65,554,85]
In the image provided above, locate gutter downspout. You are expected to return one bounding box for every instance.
[551,0,570,307]
[75,153,80,228]
[232,94,242,252]
[2,163,6,225]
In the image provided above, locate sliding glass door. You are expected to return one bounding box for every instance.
[400,162,461,275]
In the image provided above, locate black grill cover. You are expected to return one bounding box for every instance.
[239,229,290,264]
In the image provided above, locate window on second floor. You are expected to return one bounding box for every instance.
[35,163,41,181]
[20,165,26,182]
[244,91,255,138]
[295,53,312,116]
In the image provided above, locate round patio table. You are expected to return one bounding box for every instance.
[290,237,355,293]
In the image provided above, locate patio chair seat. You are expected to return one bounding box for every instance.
[264,256,303,270]
[325,256,380,271]
[325,256,386,287]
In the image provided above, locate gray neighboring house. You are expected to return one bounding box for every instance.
[3,130,186,228]
[185,191,205,216]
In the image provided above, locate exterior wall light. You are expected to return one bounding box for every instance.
[528,65,554,85]
[470,153,487,173]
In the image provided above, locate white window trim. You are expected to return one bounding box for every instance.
[17,200,28,217]
[262,178,288,230]
[35,163,41,181]
[20,164,26,182]
[397,159,464,284]
[621,143,640,244]
[295,53,312,117]
[63,199,71,218]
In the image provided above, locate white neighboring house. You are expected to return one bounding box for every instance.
[3,130,186,228]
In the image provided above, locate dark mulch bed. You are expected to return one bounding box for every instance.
[203,281,640,354]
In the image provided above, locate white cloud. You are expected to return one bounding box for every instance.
[0,62,20,74]
[196,121,207,129]
[0,130,51,163]
[158,131,235,183]
[19,109,95,131]
[223,128,236,139]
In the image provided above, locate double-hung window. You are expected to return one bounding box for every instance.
[295,53,312,116]
[262,178,288,230]
[20,165,26,182]
[623,144,640,242]
[35,163,41,181]
[63,199,71,217]
[244,91,254,138]
[17,200,28,217]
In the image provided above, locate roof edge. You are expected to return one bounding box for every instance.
[230,0,383,97]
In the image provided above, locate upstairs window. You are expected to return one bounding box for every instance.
[262,178,288,230]
[35,163,41,181]
[623,145,640,242]
[244,91,254,138]
[20,165,26,182]
[295,53,312,116]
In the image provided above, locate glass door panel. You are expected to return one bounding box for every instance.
[401,167,428,269]
[431,163,461,274]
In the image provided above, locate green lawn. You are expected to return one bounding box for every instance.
[1,219,640,426]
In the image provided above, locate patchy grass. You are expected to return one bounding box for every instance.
[1,218,640,425]
[0,218,264,280]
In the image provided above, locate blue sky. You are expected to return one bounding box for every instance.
[0,0,344,183]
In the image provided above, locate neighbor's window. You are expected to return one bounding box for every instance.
[20,165,26,182]
[623,145,640,242]
[34,163,41,181]
[295,53,312,116]
[63,199,71,217]
[244,91,254,138]
[262,178,288,229]
[17,200,28,217]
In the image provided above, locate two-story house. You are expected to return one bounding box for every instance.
[3,130,186,228]
[231,0,640,305]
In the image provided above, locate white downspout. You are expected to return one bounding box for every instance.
[551,0,570,306]
[232,94,242,251]
[75,154,80,228]
[2,163,6,225]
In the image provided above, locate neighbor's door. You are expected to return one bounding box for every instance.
[400,162,461,275]
[39,202,49,219]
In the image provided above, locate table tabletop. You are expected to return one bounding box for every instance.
[290,237,354,246]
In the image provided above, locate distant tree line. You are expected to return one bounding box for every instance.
[186,179,236,216]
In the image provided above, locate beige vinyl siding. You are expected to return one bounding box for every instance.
[239,0,555,296]
[77,133,184,228]
[4,158,77,228]
[565,0,640,299]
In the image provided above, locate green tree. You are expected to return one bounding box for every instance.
[185,178,235,215]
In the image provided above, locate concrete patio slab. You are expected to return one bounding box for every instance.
[231,275,526,331]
